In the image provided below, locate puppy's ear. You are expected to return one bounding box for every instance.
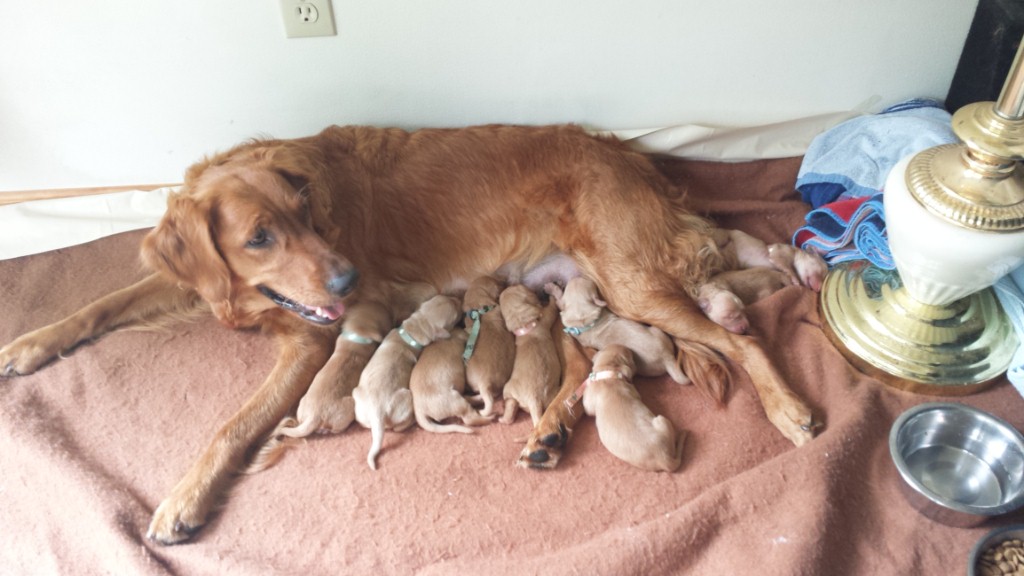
[142,193,235,323]
[588,285,607,308]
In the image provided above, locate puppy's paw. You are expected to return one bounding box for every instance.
[765,244,803,286]
[146,494,209,546]
[793,249,828,292]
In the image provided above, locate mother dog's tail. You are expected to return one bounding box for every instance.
[675,338,730,403]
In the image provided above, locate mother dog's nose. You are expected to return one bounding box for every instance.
[326,268,359,297]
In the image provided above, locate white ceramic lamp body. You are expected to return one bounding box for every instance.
[885,153,1024,306]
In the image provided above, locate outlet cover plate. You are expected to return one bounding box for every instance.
[279,0,336,38]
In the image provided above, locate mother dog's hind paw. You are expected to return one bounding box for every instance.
[768,396,821,448]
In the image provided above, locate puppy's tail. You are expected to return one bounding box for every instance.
[281,396,356,437]
[417,414,476,434]
[675,338,730,404]
[279,415,321,438]
[367,416,385,470]
[665,358,691,386]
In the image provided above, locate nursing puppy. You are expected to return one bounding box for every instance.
[697,243,828,334]
[696,268,791,335]
[353,294,461,469]
[461,276,515,418]
[498,285,560,425]
[248,282,438,471]
[546,278,688,385]
[410,328,493,434]
[712,228,828,291]
[583,345,685,472]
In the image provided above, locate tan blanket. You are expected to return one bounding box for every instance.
[2,156,1021,575]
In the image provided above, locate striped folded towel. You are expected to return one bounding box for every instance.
[793,194,894,270]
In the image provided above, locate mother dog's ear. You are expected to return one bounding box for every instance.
[264,142,341,245]
[142,193,235,323]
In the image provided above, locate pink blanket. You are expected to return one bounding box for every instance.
[2,156,1021,575]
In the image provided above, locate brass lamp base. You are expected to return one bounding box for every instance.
[819,260,1018,395]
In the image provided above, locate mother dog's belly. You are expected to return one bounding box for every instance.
[437,251,580,295]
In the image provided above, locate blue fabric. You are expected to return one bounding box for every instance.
[994,266,1024,394]
[796,99,957,208]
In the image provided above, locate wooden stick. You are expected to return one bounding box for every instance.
[0,184,180,206]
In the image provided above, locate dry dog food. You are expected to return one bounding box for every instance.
[977,538,1024,576]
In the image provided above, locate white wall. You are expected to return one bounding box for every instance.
[0,0,978,191]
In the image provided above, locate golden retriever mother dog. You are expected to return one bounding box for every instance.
[0,124,818,545]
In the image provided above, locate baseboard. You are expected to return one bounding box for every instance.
[0,183,180,206]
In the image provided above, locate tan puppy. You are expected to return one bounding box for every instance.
[247,282,438,472]
[353,294,462,469]
[410,328,493,434]
[711,228,827,290]
[582,345,685,472]
[498,285,560,425]
[546,278,688,385]
[696,268,791,335]
[461,276,515,418]
[697,244,828,334]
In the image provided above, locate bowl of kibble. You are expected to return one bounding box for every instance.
[890,403,1024,527]
[969,524,1024,576]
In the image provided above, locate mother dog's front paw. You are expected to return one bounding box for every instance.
[0,337,60,377]
[0,327,75,377]
[146,496,206,545]
[516,421,570,469]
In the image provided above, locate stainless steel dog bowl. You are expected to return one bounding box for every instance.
[889,402,1024,527]
[967,524,1024,576]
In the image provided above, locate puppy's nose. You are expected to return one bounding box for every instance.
[326,268,359,297]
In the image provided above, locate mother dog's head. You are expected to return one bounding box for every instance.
[141,139,357,329]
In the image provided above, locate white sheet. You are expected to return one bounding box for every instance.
[0,188,172,260]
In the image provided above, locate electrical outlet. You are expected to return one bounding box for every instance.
[279,0,336,38]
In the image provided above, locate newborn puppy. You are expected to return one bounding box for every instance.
[582,345,685,472]
[546,278,688,385]
[697,243,828,334]
[462,276,515,418]
[410,328,493,434]
[498,285,560,425]
[696,267,791,335]
[247,282,437,473]
[353,294,462,469]
[711,228,827,290]
[279,301,392,438]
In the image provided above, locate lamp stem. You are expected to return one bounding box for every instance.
[995,37,1024,120]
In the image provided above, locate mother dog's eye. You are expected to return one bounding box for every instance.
[247,228,272,248]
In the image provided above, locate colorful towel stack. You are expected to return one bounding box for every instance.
[792,99,957,269]
[792,194,893,270]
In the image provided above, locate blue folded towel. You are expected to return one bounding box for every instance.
[797,99,957,208]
